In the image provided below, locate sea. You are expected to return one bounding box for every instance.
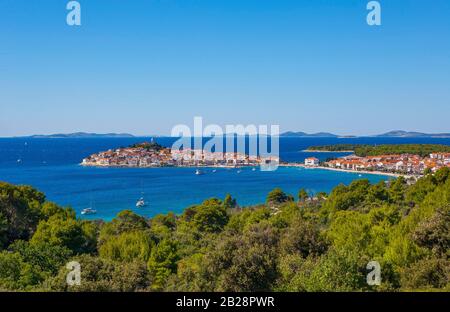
[1,136,450,220]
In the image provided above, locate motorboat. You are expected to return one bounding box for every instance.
[195,169,204,175]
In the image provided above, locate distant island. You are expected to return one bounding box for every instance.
[375,130,450,138]
[281,130,450,138]
[280,131,352,138]
[305,144,450,157]
[26,132,135,138]
[7,130,450,140]
[12,130,450,139]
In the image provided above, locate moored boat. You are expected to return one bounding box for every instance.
[195,169,204,175]
[136,197,146,207]
[81,207,97,215]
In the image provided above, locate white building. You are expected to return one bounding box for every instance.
[305,157,319,167]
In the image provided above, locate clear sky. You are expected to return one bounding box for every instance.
[1,0,449,137]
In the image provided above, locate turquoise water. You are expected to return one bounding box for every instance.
[2,137,450,220]
[0,164,390,220]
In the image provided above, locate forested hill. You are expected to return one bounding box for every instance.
[1,168,450,292]
[307,144,450,157]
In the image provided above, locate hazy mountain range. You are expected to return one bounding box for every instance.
[374,130,450,138]
[280,130,450,138]
[14,130,450,138]
[27,132,135,138]
[280,131,351,138]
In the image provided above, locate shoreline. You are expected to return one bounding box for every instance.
[80,163,258,169]
[279,163,414,178]
[81,161,410,178]
[302,149,355,153]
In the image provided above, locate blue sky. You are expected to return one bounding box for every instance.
[1,0,449,136]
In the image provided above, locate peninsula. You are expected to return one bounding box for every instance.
[81,141,278,168]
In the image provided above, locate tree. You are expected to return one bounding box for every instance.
[45,254,151,292]
[298,189,309,202]
[433,167,450,185]
[300,249,369,291]
[9,240,72,276]
[412,207,450,256]
[98,210,149,245]
[30,215,95,254]
[0,183,45,248]
[389,176,407,204]
[186,198,229,233]
[266,188,294,205]
[401,257,449,290]
[0,251,43,290]
[99,230,153,262]
[204,222,279,291]
[280,217,328,258]
[223,194,237,209]
[166,253,207,291]
[147,239,179,290]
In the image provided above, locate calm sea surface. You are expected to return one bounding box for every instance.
[1,136,450,220]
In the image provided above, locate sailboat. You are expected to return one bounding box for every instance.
[81,207,97,215]
[136,180,148,207]
[136,197,146,207]
[81,198,97,215]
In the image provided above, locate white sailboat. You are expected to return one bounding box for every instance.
[82,196,97,215]
[81,207,97,215]
[136,181,148,207]
[136,197,146,207]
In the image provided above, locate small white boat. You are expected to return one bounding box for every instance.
[81,208,97,215]
[212,169,217,173]
[237,169,242,174]
[195,169,204,175]
[17,159,22,163]
[136,197,146,207]
[252,167,256,171]
[358,174,363,177]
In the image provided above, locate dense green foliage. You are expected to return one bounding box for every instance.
[129,141,164,151]
[0,170,449,292]
[307,144,450,157]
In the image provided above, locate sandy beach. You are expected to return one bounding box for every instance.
[279,163,416,179]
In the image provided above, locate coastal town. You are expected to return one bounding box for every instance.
[81,140,450,177]
[304,152,450,175]
[81,141,278,168]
